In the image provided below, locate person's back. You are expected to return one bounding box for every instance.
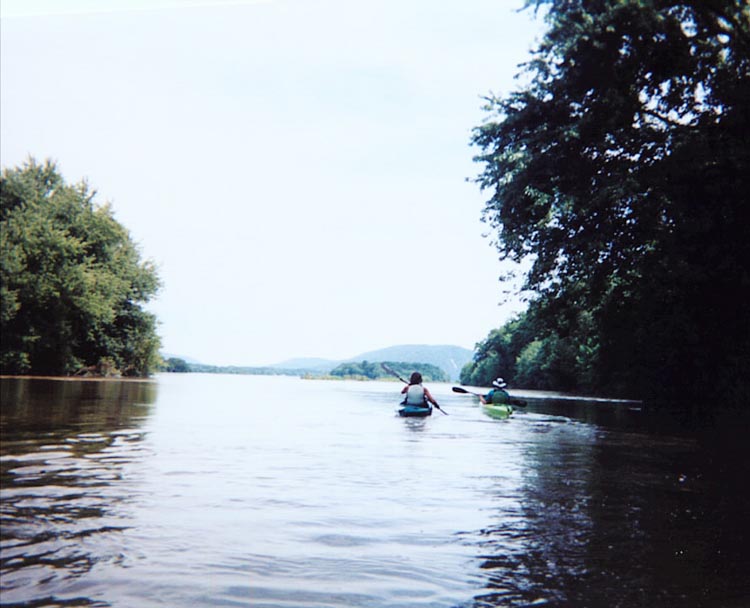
[401,371,439,408]
[483,377,510,405]
[404,383,426,405]
[490,388,510,404]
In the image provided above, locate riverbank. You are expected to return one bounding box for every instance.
[0,374,155,382]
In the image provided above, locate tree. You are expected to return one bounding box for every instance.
[1,158,162,376]
[460,315,528,387]
[460,308,598,391]
[472,0,749,405]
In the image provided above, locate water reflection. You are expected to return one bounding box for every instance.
[2,377,748,607]
[1,378,156,434]
[0,378,156,607]
[472,410,750,608]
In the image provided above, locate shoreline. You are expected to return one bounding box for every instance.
[0,375,155,383]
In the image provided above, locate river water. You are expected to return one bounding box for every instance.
[1,374,748,608]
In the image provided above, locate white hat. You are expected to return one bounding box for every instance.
[492,378,507,389]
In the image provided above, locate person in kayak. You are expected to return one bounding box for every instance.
[401,372,440,408]
[479,378,510,405]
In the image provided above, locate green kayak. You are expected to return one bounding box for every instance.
[482,402,513,419]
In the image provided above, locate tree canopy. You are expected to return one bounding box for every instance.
[460,309,598,392]
[470,0,749,404]
[1,159,162,376]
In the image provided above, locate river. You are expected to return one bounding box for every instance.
[1,374,748,607]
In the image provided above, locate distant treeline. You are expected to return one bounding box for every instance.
[163,358,316,377]
[163,358,448,382]
[329,360,447,382]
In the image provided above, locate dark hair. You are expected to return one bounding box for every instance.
[409,372,423,385]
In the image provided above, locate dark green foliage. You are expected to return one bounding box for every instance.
[1,159,162,376]
[460,315,527,388]
[460,309,598,392]
[330,360,448,382]
[471,1,749,404]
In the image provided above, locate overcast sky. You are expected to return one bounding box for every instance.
[1,0,544,366]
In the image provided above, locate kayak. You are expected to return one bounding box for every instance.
[482,402,513,419]
[398,404,433,417]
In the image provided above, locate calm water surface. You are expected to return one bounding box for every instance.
[1,374,748,607]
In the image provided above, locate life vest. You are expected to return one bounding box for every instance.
[490,388,510,404]
[405,384,426,405]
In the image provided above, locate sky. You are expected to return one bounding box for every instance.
[1,0,545,366]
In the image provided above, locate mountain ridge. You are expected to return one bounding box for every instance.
[269,344,473,381]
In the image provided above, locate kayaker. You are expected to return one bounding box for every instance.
[401,372,440,408]
[479,378,510,405]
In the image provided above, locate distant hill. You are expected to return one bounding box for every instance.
[166,345,475,380]
[346,345,473,381]
[270,344,473,381]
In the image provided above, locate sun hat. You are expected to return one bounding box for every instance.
[492,378,507,389]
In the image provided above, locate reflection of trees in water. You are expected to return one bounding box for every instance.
[1,378,156,435]
[473,422,597,607]
[473,420,750,608]
[0,378,156,604]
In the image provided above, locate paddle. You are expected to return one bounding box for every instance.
[452,386,527,407]
[452,386,482,396]
[381,363,448,415]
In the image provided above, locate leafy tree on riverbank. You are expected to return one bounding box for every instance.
[460,308,598,392]
[470,1,749,404]
[1,159,162,376]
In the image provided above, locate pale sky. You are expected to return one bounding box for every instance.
[1,0,544,366]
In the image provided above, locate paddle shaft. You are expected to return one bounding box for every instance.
[452,386,482,396]
[381,363,408,385]
[451,386,527,407]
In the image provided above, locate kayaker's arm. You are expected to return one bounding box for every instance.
[423,387,448,415]
[424,387,439,406]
